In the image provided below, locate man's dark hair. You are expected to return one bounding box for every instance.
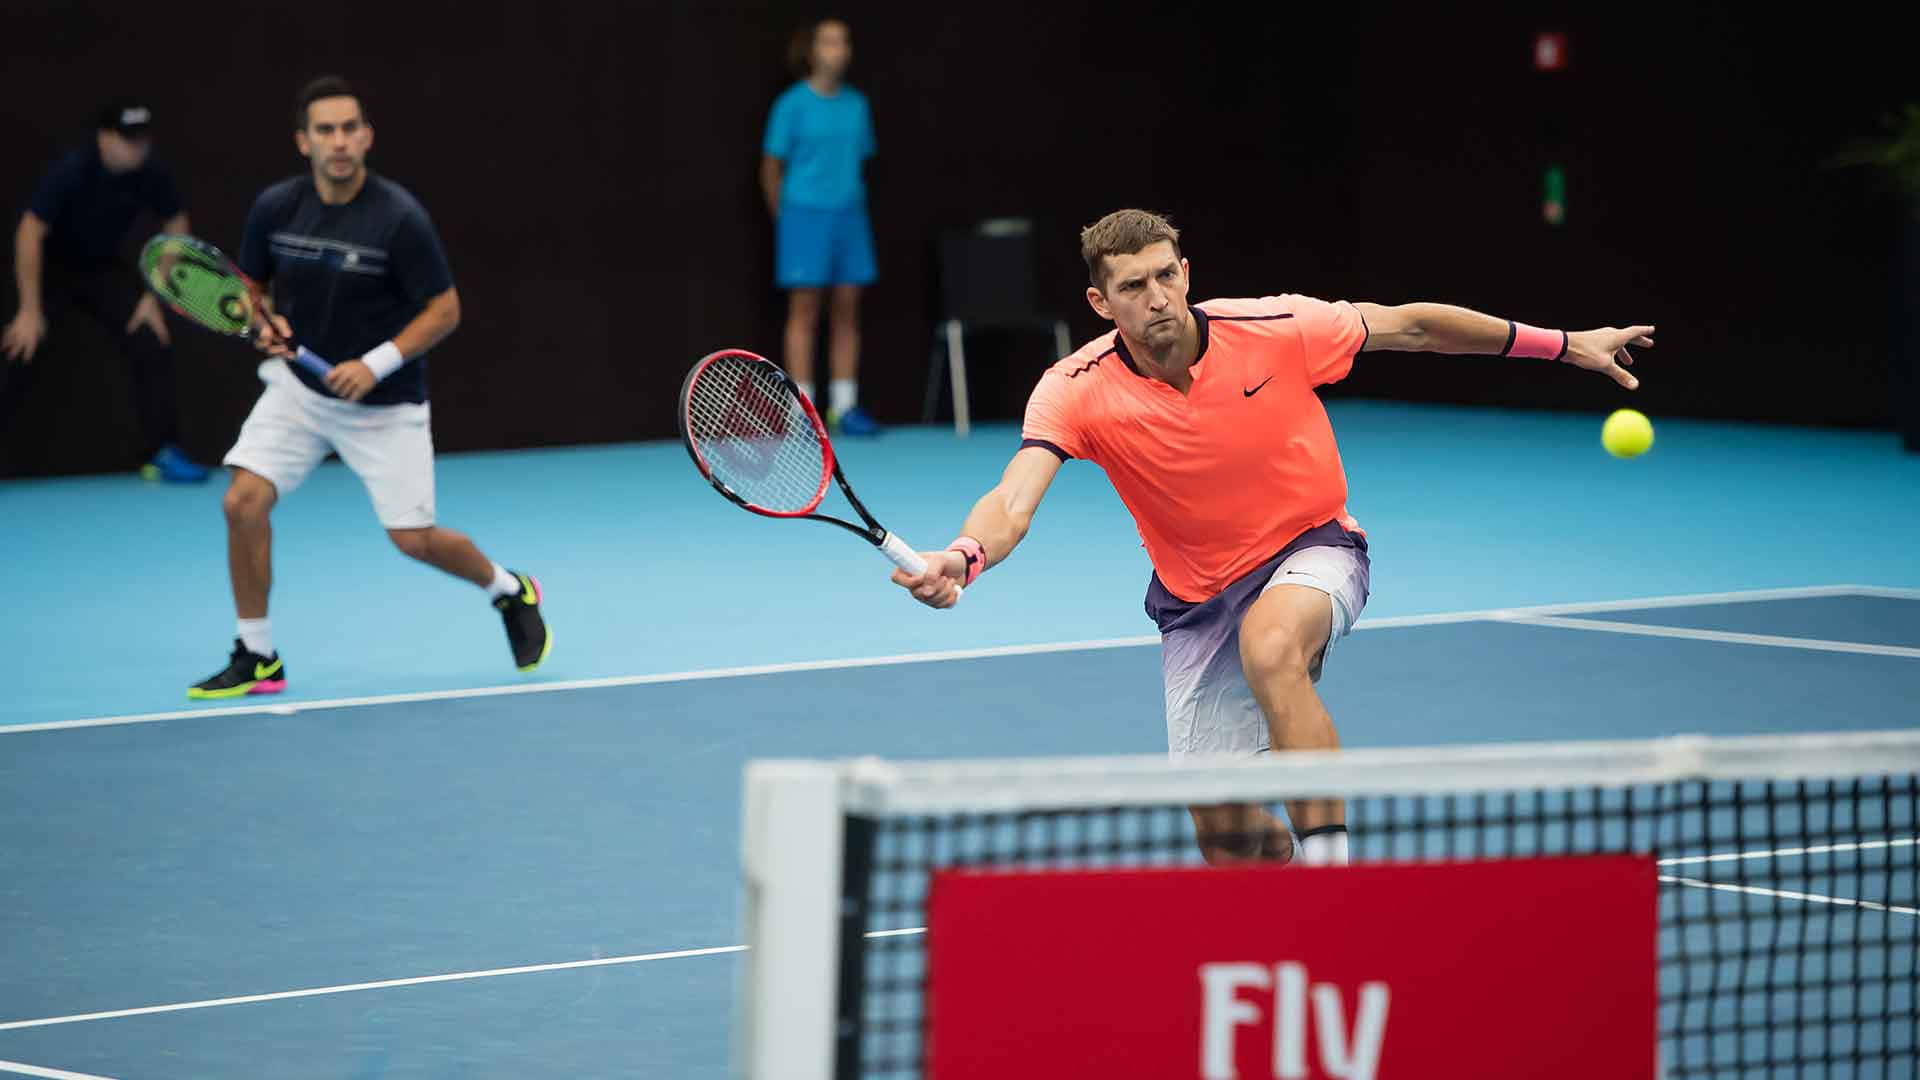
[1081,209,1183,290]
[294,76,364,130]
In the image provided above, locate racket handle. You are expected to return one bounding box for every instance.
[878,531,964,603]
[878,531,926,575]
[292,347,334,380]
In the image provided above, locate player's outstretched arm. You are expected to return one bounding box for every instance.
[1352,302,1653,390]
[892,446,1063,609]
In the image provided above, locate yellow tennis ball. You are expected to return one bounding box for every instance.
[1602,408,1654,458]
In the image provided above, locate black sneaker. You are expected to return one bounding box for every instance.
[493,571,551,672]
[188,639,287,699]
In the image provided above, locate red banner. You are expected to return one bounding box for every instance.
[926,856,1654,1079]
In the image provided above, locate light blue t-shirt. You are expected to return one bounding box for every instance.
[762,82,876,211]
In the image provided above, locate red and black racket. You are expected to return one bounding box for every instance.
[678,349,955,593]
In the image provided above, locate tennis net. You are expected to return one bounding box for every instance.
[735,731,1918,1079]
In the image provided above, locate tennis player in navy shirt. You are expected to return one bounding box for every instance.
[188,76,550,699]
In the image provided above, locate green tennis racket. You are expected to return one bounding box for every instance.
[139,233,332,379]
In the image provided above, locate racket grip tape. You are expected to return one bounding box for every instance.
[292,347,334,380]
[877,531,927,575]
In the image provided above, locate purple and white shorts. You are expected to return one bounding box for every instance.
[1146,521,1371,757]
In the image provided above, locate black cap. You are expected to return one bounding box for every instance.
[97,99,153,138]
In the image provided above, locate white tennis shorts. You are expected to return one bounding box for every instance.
[223,363,436,529]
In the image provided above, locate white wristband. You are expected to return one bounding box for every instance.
[361,341,406,381]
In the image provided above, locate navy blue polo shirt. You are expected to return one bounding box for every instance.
[238,173,454,406]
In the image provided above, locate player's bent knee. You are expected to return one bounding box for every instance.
[1241,621,1317,685]
[1241,588,1332,685]
[222,473,274,526]
[386,527,434,561]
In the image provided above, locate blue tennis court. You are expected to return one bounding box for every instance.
[3,402,1917,1078]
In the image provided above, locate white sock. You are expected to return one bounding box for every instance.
[237,617,273,658]
[486,563,522,599]
[829,378,857,415]
[1297,826,1350,866]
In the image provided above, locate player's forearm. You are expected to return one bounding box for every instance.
[13,215,45,313]
[161,212,189,236]
[390,290,460,359]
[1389,303,1515,355]
[957,485,1034,572]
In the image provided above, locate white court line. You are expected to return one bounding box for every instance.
[1500,614,1920,659]
[6,585,1906,737]
[1660,875,1920,917]
[1658,837,1918,868]
[0,929,931,1034]
[1837,585,1920,601]
[0,1062,118,1080]
[1464,583,1908,619]
[0,945,748,1033]
[0,638,1158,736]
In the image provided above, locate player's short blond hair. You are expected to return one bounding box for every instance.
[1080,209,1182,290]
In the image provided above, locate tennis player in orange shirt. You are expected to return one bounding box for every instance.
[894,209,1653,866]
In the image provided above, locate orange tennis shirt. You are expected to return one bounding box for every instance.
[1022,295,1368,603]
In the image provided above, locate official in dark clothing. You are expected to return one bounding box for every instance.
[2,100,209,482]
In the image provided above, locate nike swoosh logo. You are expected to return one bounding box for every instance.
[254,659,283,680]
[1243,376,1275,397]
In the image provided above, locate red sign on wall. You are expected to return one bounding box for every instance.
[927,856,1654,1079]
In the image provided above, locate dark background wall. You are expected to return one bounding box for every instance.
[2,2,1910,476]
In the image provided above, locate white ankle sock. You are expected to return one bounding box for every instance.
[829,378,857,415]
[237,617,273,658]
[487,563,522,599]
[1297,826,1350,866]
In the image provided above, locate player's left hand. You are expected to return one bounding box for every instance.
[1565,325,1654,390]
[124,294,172,346]
[325,359,377,402]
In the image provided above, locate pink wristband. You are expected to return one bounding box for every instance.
[1504,321,1569,361]
[947,536,986,586]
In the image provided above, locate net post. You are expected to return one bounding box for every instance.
[736,760,845,1080]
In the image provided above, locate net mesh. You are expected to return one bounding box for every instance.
[140,235,251,335]
[683,355,829,513]
[837,759,1918,1079]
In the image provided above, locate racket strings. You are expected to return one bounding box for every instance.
[141,237,252,334]
[686,358,829,513]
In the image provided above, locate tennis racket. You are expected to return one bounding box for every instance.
[138,233,333,380]
[678,349,956,595]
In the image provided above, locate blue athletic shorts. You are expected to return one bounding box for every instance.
[775,203,877,289]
